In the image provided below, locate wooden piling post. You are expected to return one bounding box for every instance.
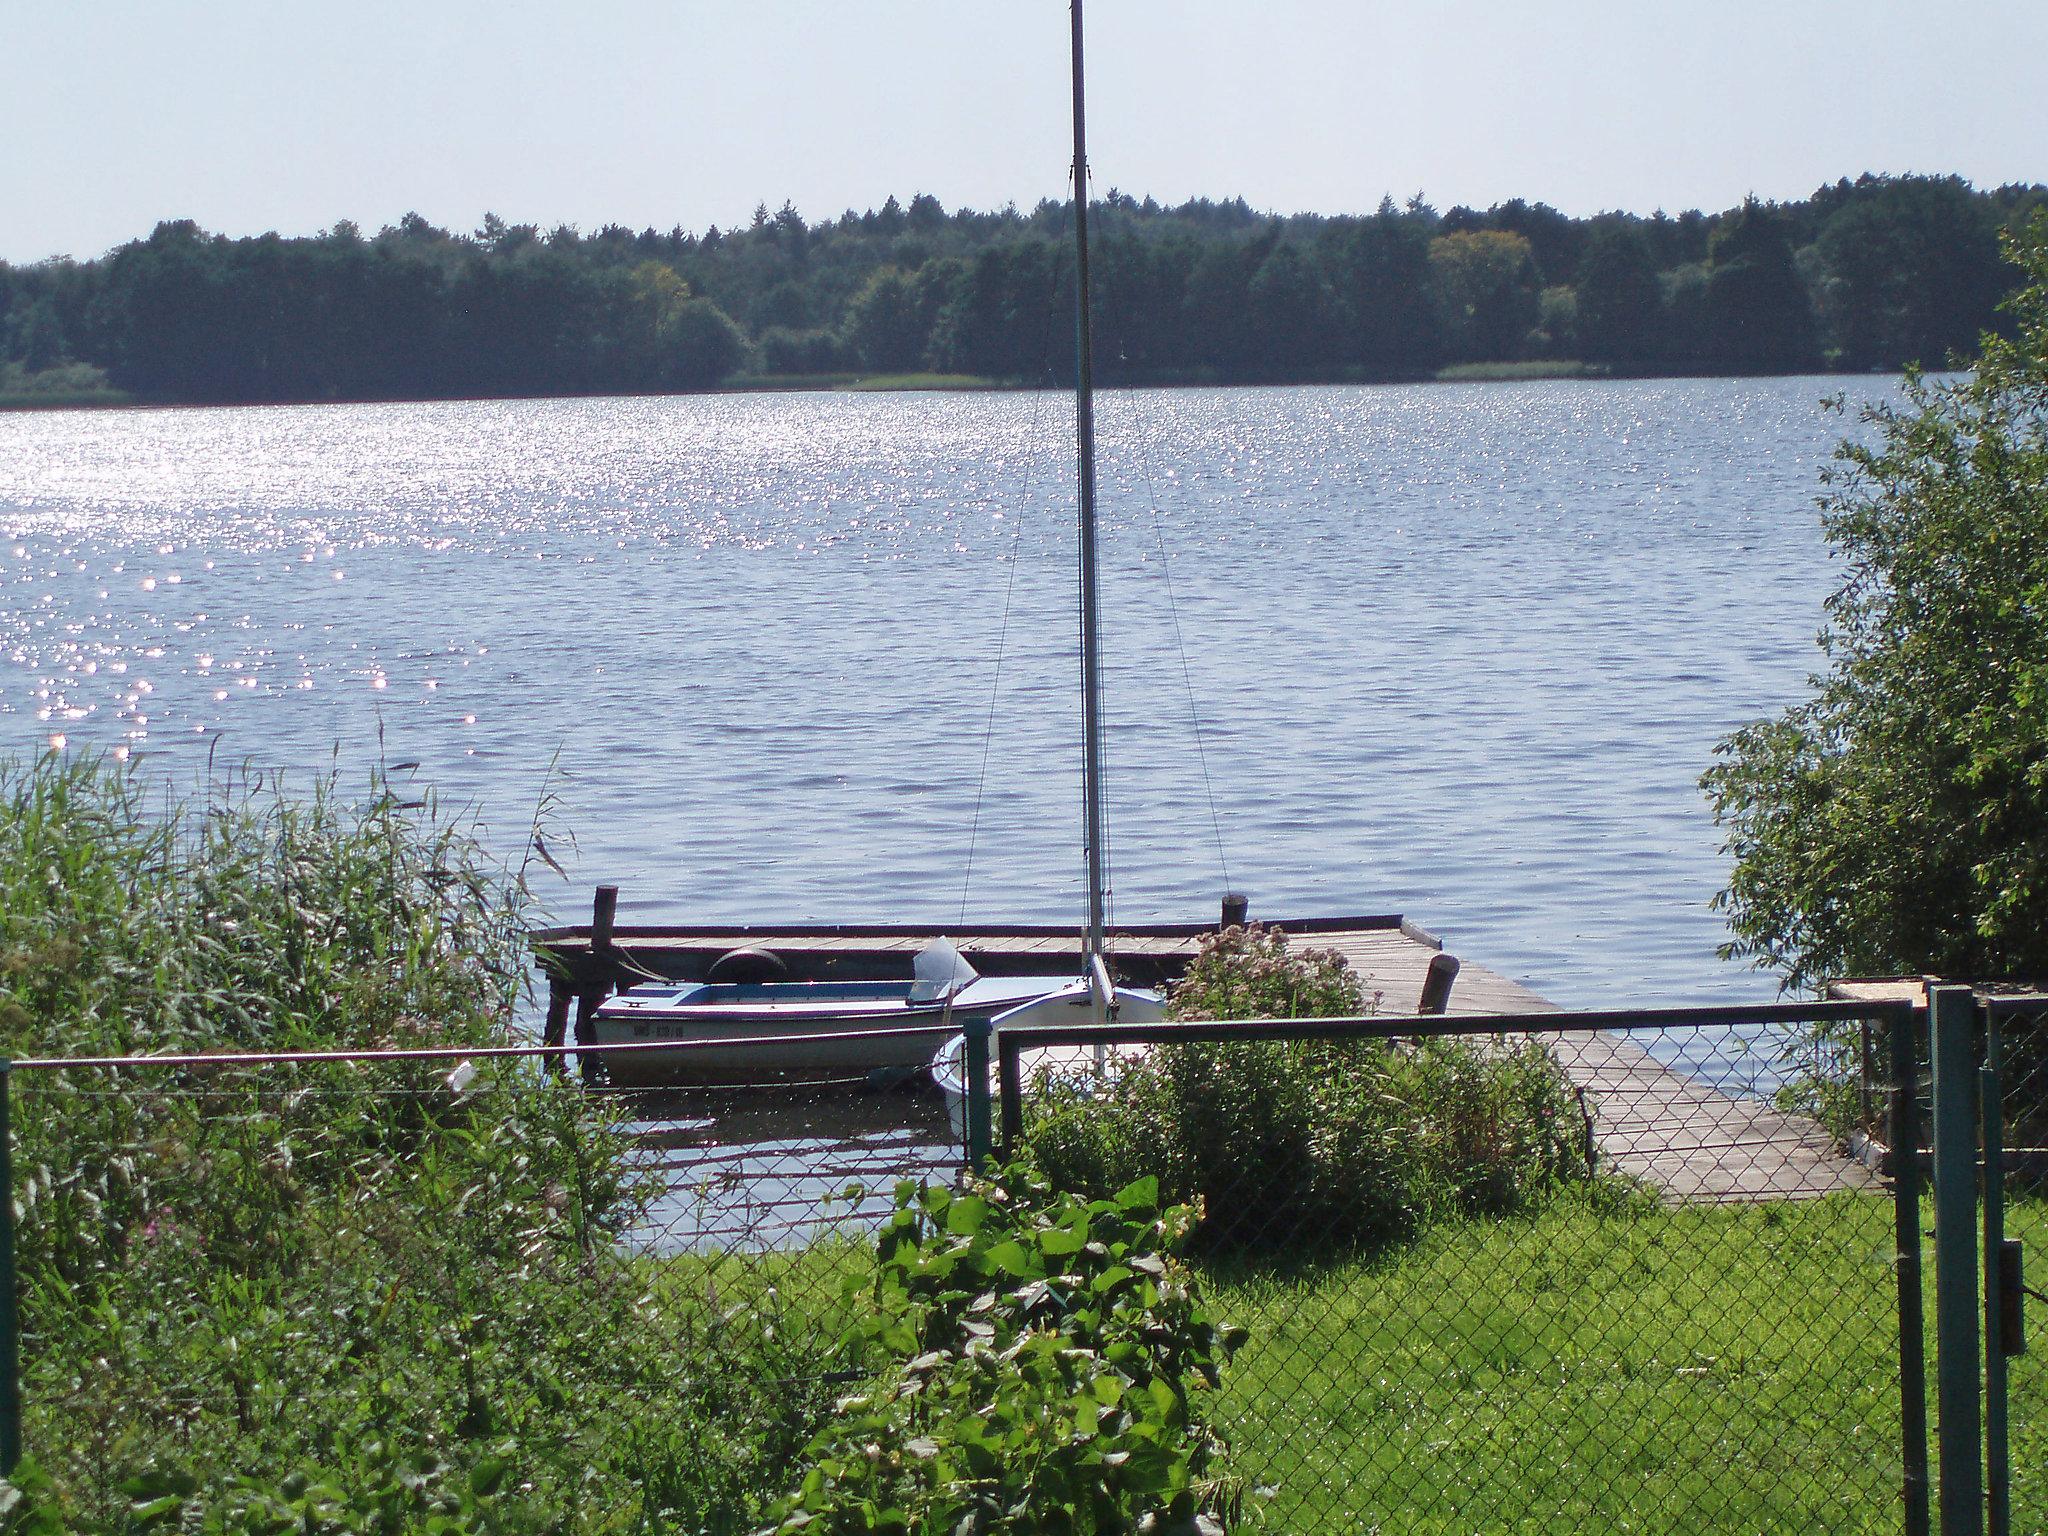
[575,885,620,1085]
[1418,952,1460,1015]
[541,977,573,1076]
[1219,892,1248,929]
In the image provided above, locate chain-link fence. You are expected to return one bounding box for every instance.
[1,1000,1972,1531]
[993,1003,1926,1534]
[1985,995,2048,1205]
[1982,994,2048,1535]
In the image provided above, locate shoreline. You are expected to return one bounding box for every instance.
[0,360,1921,415]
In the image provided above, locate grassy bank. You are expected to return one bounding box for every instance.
[1435,359,1608,382]
[0,361,131,409]
[0,754,846,1530]
[663,1188,2044,1533]
[838,371,1011,392]
[0,389,134,409]
[727,370,1011,393]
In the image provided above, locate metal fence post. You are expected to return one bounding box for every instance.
[1894,1007,1932,1536]
[962,1018,992,1173]
[1980,1009,2008,1536]
[0,1059,19,1477]
[1929,983,1983,1536]
[998,1034,1026,1159]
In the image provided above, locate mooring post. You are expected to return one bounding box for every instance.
[1219,892,1248,929]
[0,1060,20,1476]
[1929,983,1983,1536]
[540,977,573,1077]
[574,885,620,1085]
[1894,1004,1932,1536]
[1418,952,1460,1015]
[962,1017,993,1172]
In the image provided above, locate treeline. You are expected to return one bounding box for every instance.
[3,173,2043,405]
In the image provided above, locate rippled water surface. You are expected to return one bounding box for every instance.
[0,379,1887,1008]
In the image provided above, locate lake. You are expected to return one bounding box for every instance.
[0,376,1890,1011]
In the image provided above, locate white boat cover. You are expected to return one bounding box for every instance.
[908,936,979,1004]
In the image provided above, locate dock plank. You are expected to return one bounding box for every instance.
[1548,1031,1873,1203]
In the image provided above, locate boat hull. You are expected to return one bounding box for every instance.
[591,974,1075,1086]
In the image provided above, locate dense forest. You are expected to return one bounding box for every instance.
[3,173,2043,405]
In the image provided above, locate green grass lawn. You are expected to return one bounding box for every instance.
[1201,1191,2045,1534]
[634,1184,2043,1533]
[0,386,133,408]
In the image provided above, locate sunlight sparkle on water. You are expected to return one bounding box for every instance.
[0,381,1890,1007]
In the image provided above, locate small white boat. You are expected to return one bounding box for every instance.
[931,968,1167,1142]
[592,937,1077,1087]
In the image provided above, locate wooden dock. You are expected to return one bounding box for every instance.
[1300,931,1874,1203]
[533,904,1515,1005]
[532,901,1875,1204]
[1546,1030,1875,1203]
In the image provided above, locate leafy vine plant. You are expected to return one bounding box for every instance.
[761,1171,1252,1535]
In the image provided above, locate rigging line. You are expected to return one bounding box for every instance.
[955,430,1036,927]
[1129,424,1235,898]
[959,193,1084,926]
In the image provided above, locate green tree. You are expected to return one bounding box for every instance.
[843,266,927,371]
[928,240,1059,380]
[1247,242,1336,374]
[1702,217,2048,989]
[1576,221,1664,365]
[27,178,2047,405]
[1428,230,1539,362]
[757,324,853,374]
[1321,207,1440,376]
[1814,174,2005,370]
[1090,231,1191,376]
[659,297,748,388]
[1659,261,1713,369]
[1530,284,1578,359]
[1182,227,1274,375]
[4,293,69,372]
[1702,198,1817,373]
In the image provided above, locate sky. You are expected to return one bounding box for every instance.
[4,0,2046,265]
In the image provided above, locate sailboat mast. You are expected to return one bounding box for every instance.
[1069,0,1108,966]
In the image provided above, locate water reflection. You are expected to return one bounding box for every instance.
[604,1081,959,1253]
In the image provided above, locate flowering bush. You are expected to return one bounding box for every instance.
[1027,927,1586,1253]
[1166,923,1370,1022]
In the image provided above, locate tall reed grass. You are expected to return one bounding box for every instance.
[0,753,836,1531]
